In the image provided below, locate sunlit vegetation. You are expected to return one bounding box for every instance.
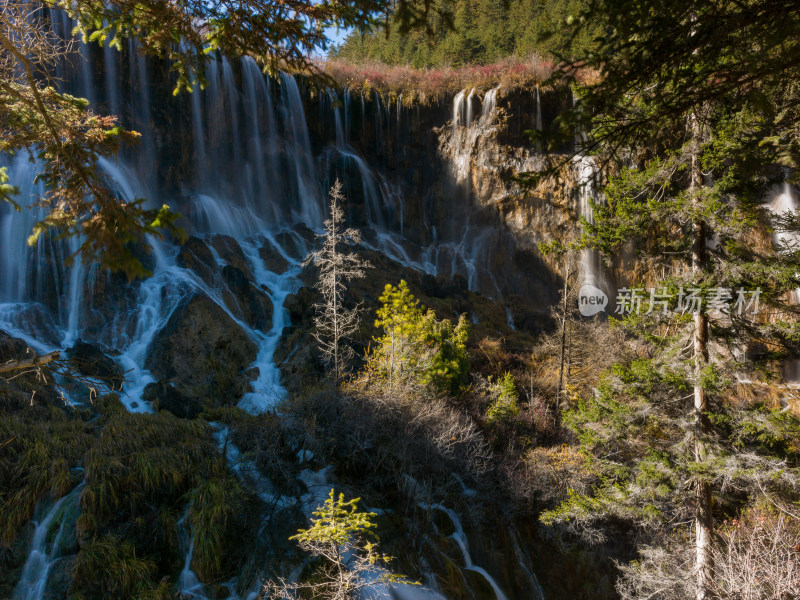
[321,57,558,105]
[333,0,597,67]
[360,280,470,395]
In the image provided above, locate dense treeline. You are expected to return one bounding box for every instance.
[334,0,596,67]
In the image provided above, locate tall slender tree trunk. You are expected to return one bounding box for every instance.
[332,259,339,391]
[556,261,572,412]
[690,111,713,600]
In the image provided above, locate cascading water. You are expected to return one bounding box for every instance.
[14,483,84,600]
[767,182,800,382]
[453,89,466,127]
[465,88,476,127]
[481,87,499,124]
[574,154,613,304]
[0,13,330,410]
[3,11,547,597]
[433,506,512,600]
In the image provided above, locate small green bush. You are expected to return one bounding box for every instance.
[365,280,470,394]
[485,372,520,425]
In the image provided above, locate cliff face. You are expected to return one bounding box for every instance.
[302,84,587,310]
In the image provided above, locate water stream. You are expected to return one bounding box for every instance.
[3,11,547,597]
[14,483,84,600]
[767,182,800,382]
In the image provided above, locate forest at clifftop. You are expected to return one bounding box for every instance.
[2,1,800,600]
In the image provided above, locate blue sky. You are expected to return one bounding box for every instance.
[327,26,352,47]
[317,25,352,57]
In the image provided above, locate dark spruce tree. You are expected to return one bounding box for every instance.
[537,2,800,599]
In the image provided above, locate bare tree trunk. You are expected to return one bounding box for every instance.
[690,110,713,600]
[556,261,571,412]
[0,351,60,374]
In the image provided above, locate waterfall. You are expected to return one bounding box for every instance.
[0,37,326,411]
[465,88,476,126]
[481,87,499,124]
[3,20,548,596]
[534,85,542,132]
[574,155,612,302]
[241,56,278,223]
[280,73,323,225]
[14,483,84,600]
[103,41,120,116]
[344,88,351,145]
[767,182,800,263]
[397,93,403,137]
[767,182,800,382]
[374,90,384,148]
[453,89,466,127]
[434,506,511,600]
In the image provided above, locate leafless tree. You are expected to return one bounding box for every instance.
[615,506,800,600]
[712,510,800,600]
[305,180,369,388]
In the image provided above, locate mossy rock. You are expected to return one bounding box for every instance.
[145,294,259,410]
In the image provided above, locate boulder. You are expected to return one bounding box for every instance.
[284,287,316,326]
[81,268,142,342]
[259,239,290,274]
[143,381,202,419]
[221,265,273,331]
[66,340,124,390]
[210,235,252,279]
[176,236,216,285]
[292,222,316,242]
[0,330,61,408]
[274,231,306,261]
[0,329,30,364]
[144,294,258,410]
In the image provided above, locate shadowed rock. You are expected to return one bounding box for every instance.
[211,235,253,279]
[145,294,258,412]
[176,236,217,286]
[66,340,124,390]
[221,265,273,331]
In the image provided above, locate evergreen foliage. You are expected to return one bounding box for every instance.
[485,371,520,425]
[553,0,800,173]
[533,2,800,597]
[268,489,413,599]
[541,353,800,534]
[368,280,470,394]
[335,0,597,67]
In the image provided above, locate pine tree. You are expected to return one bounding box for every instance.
[266,489,414,599]
[541,88,800,600]
[536,3,800,597]
[305,180,369,389]
[368,280,470,394]
[372,280,428,391]
[485,371,520,425]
